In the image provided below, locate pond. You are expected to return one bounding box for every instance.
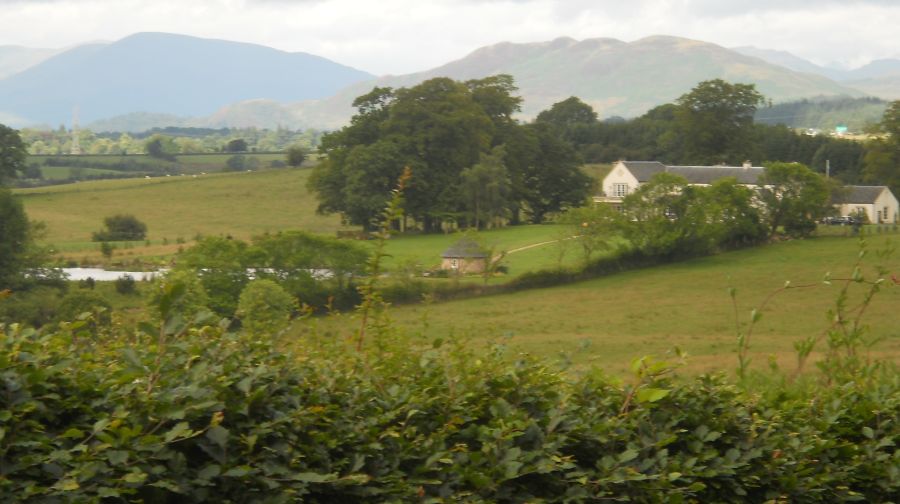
[61,268,166,282]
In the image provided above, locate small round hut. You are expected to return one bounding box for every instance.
[441,237,487,274]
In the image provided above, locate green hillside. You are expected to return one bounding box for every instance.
[306,233,900,377]
[755,96,888,131]
[15,168,347,260]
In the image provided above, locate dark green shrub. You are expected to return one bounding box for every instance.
[92,214,147,242]
[56,290,112,326]
[114,274,137,295]
[0,286,62,326]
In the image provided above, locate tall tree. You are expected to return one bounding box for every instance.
[673,79,765,165]
[535,96,598,147]
[516,123,593,223]
[0,123,27,184]
[0,188,29,289]
[461,147,511,229]
[863,100,900,196]
[758,162,830,238]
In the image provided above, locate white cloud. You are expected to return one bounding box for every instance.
[0,0,897,74]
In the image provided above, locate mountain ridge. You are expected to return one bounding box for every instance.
[0,32,375,127]
[2,32,886,132]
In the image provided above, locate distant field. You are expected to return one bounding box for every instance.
[15,168,347,263]
[39,166,124,180]
[29,152,291,176]
[302,234,900,377]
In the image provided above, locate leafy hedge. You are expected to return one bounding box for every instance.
[2,320,897,502]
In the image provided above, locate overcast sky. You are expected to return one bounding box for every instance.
[1,0,898,75]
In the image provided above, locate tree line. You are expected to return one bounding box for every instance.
[308,76,899,233]
[536,81,899,197]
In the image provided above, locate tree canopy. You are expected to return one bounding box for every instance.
[0,188,30,289]
[863,100,900,197]
[308,75,590,232]
[672,79,765,164]
[0,123,27,183]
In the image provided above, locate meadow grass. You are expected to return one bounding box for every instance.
[39,166,125,179]
[15,168,347,262]
[380,224,588,274]
[301,233,900,378]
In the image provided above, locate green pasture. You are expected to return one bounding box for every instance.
[303,233,900,377]
[381,224,587,274]
[39,166,124,180]
[28,152,290,175]
[15,168,347,261]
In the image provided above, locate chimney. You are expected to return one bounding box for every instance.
[742,160,752,170]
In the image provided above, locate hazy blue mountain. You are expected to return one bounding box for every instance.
[732,46,900,95]
[0,45,63,80]
[0,32,374,127]
[731,46,846,80]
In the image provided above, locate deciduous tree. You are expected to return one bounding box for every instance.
[673,79,764,165]
[758,162,830,238]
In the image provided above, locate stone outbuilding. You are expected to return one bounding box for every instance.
[441,238,487,274]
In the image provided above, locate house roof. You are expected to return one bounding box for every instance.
[833,185,888,204]
[441,238,487,258]
[668,165,764,185]
[621,161,667,182]
[619,161,763,185]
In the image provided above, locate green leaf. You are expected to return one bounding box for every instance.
[862,426,875,439]
[123,471,147,484]
[619,449,639,463]
[236,377,253,394]
[92,418,110,434]
[636,388,670,403]
[54,479,80,491]
[60,428,84,439]
[223,465,253,477]
[197,464,221,481]
[107,450,129,466]
[206,426,229,449]
[164,422,192,443]
[294,472,336,483]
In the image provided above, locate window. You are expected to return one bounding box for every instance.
[612,183,629,198]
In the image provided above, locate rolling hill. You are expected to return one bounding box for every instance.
[208,35,866,129]
[0,32,375,128]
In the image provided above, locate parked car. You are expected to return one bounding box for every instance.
[822,216,859,226]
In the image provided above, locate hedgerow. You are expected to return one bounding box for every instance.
[2,315,897,502]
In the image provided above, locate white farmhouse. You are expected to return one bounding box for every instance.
[832,186,899,224]
[596,160,763,210]
[596,160,899,223]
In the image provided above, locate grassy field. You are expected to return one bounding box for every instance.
[15,168,347,263]
[15,166,602,271]
[300,233,900,378]
[381,224,588,274]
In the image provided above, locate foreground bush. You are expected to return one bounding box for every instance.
[2,318,897,502]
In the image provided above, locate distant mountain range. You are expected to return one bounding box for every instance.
[1,32,897,132]
[732,46,900,100]
[0,32,374,127]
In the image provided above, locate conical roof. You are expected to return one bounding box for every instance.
[441,237,487,258]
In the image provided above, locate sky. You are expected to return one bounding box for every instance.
[1,0,899,75]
